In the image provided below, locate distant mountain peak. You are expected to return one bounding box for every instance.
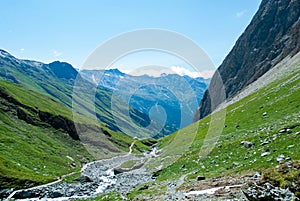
[47,61,78,80]
[105,68,125,75]
[0,49,14,58]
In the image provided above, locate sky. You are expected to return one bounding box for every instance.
[0,0,261,77]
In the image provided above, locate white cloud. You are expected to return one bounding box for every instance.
[236,10,246,18]
[198,70,215,78]
[170,66,215,78]
[53,50,62,57]
[20,48,25,52]
[118,68,130,74]
[118,66,215,78]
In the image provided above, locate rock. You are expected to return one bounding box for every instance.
[66,156,74,161]
[261,139,270,146]
[278,129,286,133]
[113,168,124,175]
[48,190,64,198]
[138,185,149,191]
[38,110,80,140]
[276,154,285,162]
[241,141,255,148]
[197,0,300,120]
[278,128,292,133]
[261,152,270,157]
[252,172,261,179]
[0,188,13,199]
[75,175,93,183]
[197,176,206,181]
[13,190,39,199]
[70,163,76,169]
[263,112,267,116]
[243,182,298,201]
[233,162,240,166]
[152,170,162,179]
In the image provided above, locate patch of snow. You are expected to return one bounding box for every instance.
[184,184,243,196]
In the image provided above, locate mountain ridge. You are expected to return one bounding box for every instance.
[0,49,209,137]
[198,0,300,120]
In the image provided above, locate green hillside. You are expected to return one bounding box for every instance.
[0,52,157,138]
[127,54,300,198]
[0,79,145,190]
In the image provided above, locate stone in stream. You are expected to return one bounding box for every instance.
[13,190,40,199]
[48,190,64,198]
[0,188,13,199]
[114,168,124,175]
[75,175,93,182]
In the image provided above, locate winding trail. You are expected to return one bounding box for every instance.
[7,171,78,199]
[128,140,135,155]
[7,140,137,200]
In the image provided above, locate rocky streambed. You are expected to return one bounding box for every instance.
[7,149,157,200]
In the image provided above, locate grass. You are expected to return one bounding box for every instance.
[61,172,82,183]
[129,55,300,198]
[84,191,124,201]
[260,160,300,197]
[119,160,141,169]
[0,79,93,125]
[0,79,151,190]
[0,111,90,189]
[127,182,168,201]
[132,138,157,154]
[0,57,158,138]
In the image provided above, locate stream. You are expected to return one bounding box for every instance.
[7,144,157,200]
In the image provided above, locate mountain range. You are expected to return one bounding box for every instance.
[0,0,299,199]
[80,69,209,137]
[0,50,209,138]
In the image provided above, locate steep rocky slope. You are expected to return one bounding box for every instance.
[198,0,300,119]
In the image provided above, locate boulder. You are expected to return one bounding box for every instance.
[261,152,270,157]
[241,141,255,148]
[0,188,13,199]
[48,190,64,198]
[197,176,206,181]
[75,175,93,183]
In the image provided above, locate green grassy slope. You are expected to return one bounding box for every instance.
[128,55,300,198]
[0,80,90,189]
[0,79,148,190]
[0,53,154,138]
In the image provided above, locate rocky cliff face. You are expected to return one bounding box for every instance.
[197,0,300,119]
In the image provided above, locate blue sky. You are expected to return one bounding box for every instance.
[1,0,261,76]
